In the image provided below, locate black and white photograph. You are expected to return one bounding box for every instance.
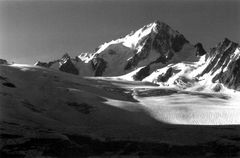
[0,0,240,157]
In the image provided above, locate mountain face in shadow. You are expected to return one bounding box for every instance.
[200,38,240,90]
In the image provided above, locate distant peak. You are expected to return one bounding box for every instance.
[222,38,232,45]
[221,38,239,46]
[223,37,231,42]
[217,38,239,50]
[149,20,181,37]
[61,53,71,60]
[194,42,207,56]
[209,38,239,57]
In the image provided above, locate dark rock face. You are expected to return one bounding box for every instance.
[214,57,240,90]
[35,54,79,75]
[35,61,51,68]
[59,60,79,75]
[0,59,8,65]
[152,23,171,53]
[152,21,189,53]
[59,54,79,75]
[124,56,137,70]
[171,34,189,52]
[124,21,189,72]
[35,60,60,68]
[212,83,223,92]
[157,67,173,82]
[91,56,107,76]
[133,66,150,81]
[108,49,117,55]
[194,43,207,56]
[200,38,240,90]
[174,76,196,89]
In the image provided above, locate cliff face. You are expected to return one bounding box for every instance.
[88,21,199,79]
[59,54,79,75]
[0,59,8,65]
[199,38,240,90]
[91,56,107,76]
[140,38,240,91]
[194,43,207,56]
[124,21,190,71]
[35,53,79,75]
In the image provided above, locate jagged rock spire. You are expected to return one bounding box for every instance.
[194,43,207,56]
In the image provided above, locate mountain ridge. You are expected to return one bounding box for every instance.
[4,20,240,91]
[35,21,200,75]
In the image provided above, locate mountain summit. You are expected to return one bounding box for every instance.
[34,21,240,91]
[36,21,200,76]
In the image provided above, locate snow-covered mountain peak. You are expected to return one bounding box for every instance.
[121,22,155,49]
[94,21,157,51]
[94,21,196,76]
[60,53,71,63]
[152,20,173,34]
[215,38,238,52]
[35,21,200,77]
[207,38,239,61]
[94,20,183,52]
[78,52,94,63]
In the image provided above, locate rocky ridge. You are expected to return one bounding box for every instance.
[34,21,240,91]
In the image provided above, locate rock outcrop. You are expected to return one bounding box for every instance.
[35,54,79,75]
[124,21,193,71]
[200,38,240,90]
[194,43,207,56]
[34,61,51,67]
[142,38,240,91]
[58,53,79,75]
[0,59,8,65]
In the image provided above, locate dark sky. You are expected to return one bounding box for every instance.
[0,0,239,64]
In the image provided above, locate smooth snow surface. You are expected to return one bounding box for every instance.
[1,64,240,157]
[1,64,240,127]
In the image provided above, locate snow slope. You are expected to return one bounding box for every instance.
[1,64,240,157]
